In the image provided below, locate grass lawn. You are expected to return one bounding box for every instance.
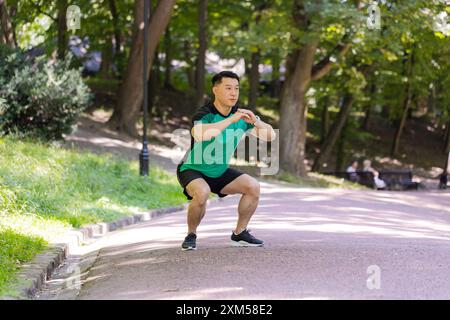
[0,137,186,296]
[265,171,368,190]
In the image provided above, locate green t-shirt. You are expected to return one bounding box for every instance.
[179,102,254,178]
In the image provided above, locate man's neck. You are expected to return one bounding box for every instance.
[213,100,232,116]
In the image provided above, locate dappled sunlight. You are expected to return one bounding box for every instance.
[116,257,163,267]
[114,286,246,300]
[298,195,336,202]
[65,135,141,150]
[74,182,450,300]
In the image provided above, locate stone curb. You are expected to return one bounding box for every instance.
[0,198,220,300]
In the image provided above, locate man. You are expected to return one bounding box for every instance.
[176,71,276,251]
[346,160,359,182]
[363,159,387,189]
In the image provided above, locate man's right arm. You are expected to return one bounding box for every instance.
[191,112,249,142]
[191,118,233,142]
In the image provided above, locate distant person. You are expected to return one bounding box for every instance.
[363,159,387,189]
[439,174,447,189]
[439,168,449,189]
[176,71,276,251]
[346,160,359,182]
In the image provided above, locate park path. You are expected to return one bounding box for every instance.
[44,112,450,299]
[65,181,450,300]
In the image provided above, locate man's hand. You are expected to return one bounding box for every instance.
[237,108,258,124]
[229,110,252,123]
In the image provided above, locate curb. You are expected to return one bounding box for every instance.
[1,197,220,300]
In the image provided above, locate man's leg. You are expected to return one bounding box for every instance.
[185,178,211,234]
[219,174,260,234]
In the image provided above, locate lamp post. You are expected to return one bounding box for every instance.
[139,0,150,176]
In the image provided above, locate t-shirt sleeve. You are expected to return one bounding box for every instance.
[192,107,213,125]
[245,121,255,131]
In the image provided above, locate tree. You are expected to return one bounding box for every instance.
[0,0,16,48]
[195,0,207,106]
[108,0,176,137]
[312,93,354,172]
[56,0,67,59]
[391,49,414,156]
[108,0,124,76]
[279,0,353,176]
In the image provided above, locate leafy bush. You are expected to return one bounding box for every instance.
[0,45,92,140]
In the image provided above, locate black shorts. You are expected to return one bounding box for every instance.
[176,163,244,200]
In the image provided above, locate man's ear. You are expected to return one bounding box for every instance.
[212,85,217,96]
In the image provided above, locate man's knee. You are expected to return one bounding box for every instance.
[191,185,211,205]
[245,178,260,198]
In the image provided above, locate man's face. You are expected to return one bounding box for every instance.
[213,77,239,107]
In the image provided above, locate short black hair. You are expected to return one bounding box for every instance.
[211,71,240,86]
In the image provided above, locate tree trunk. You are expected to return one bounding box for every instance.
[428,83,435,115]
[279,43,318,176]
[444,121,450,154]
[279,0,351,176]
[184,40,195,88]
[362,82,375,131]
[0,0,16,48]
[163,26,172,89]
[320,95,330,143]
[108,0,123,76]
[248,49,260,109]
[99,37,113,79]
[391,86,411,156]
[195,0,207,107]
[391,50,414,156]
[108,0,176,137]
[57,0,68,59]
[271,54,281,98]
[335,119,349,172]
[8,2,16,45]
[148,44,161,115]
[312,93,354,172]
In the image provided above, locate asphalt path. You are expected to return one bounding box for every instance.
[71,181,450,300]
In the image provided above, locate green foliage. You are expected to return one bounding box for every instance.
[0,136,187,229]
[0,136,187,295]
[0,47,92,140]
[0,228,46,297]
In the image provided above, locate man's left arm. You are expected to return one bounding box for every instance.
[238,109,276,141]
[251,117,277,141]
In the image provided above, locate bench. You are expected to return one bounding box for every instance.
[322,171,376,189]
[378,169,419,190]
[323,169,419,190]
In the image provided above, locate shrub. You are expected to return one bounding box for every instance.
[0,45,92,140]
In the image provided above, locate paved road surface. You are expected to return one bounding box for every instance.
[67,181,450,300]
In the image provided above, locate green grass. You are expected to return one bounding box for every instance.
[0,229,46,297]
[264,171,368,190]
[84,77,120,93]
[0,136,186,296]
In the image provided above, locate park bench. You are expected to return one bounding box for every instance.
[322,171,376,189]
[378,169,419,190]
[323,169,419,190]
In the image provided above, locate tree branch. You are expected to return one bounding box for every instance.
[311,40,351,81]
[32,2,57,22]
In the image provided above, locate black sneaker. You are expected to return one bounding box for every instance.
[231,229,264,247]
[181,233,197,251]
